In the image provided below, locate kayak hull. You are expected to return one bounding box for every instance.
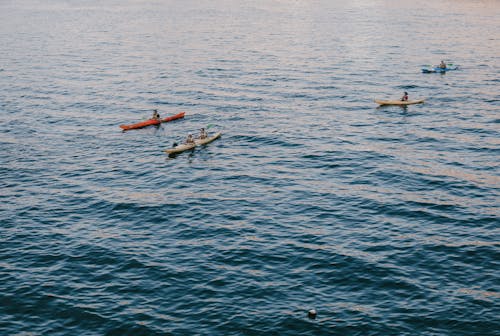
[165,132,222,156]
[422,65,459,73]
[165,143,196,154]
[375,99,425,106]
[120,112,185,130]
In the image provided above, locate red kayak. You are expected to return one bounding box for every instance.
[120,112,185,131]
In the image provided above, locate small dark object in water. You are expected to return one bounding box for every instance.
[308,309,317,319]
[173,142,178,147]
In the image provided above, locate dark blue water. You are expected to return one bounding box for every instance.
[1,1,499,335]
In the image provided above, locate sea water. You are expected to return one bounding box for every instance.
[0,1,498,334]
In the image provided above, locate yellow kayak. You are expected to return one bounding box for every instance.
[165,132,221,156]
[375,99,425,106]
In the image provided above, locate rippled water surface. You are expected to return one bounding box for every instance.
[1,0,499,335]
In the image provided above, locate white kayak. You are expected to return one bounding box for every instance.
[375,99,425,106]
[165,132,222,155]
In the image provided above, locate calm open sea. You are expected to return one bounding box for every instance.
[1,0,499,335]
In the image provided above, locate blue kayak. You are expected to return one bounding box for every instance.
[422,64,459,73]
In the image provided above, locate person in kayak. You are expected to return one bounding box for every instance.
[152,109,160,120]
[185,134,195,145]
[439,60,446,69]
[198,128,208,139]
[401,92,408,101]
